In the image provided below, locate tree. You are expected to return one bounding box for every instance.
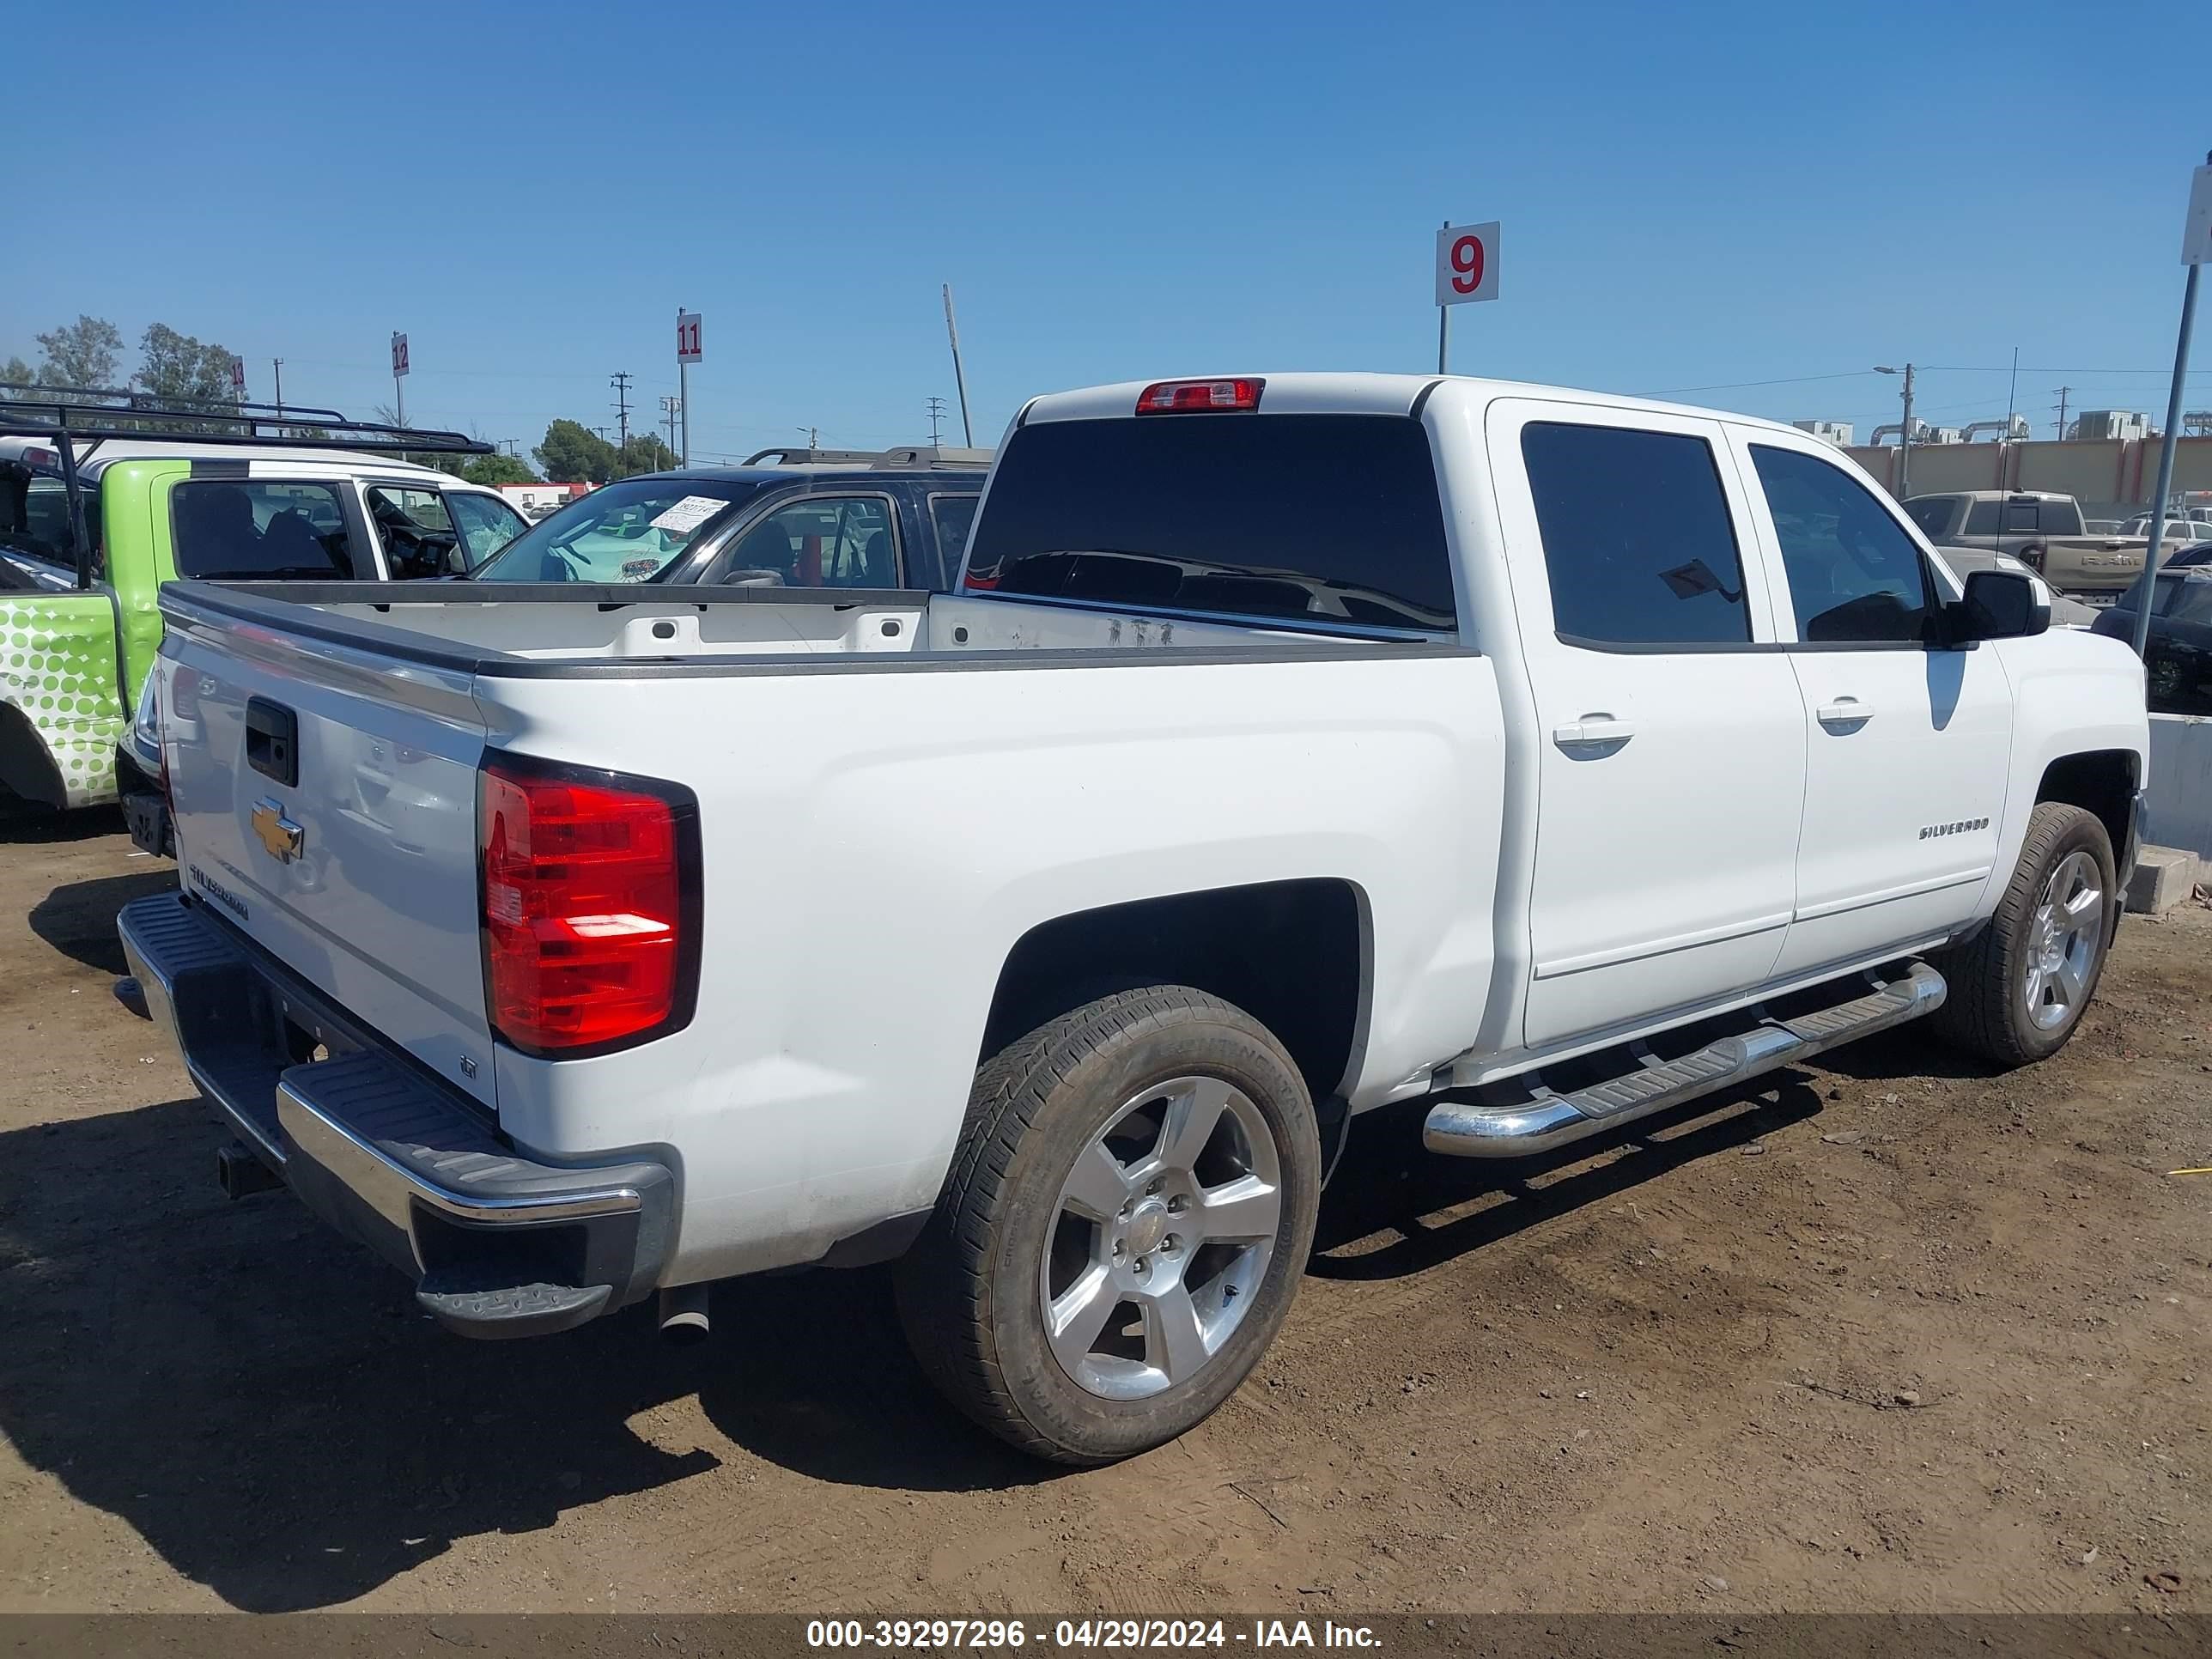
[535,418,617,485]
[1,356,31,396]
[34,315,123,390]
[455,452,541,487]
[612,433,678,478]
[134,323,240,408]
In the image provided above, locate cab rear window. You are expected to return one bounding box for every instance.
[963,415,1455,631]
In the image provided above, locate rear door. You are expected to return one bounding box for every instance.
[1729,429,2014,980]
[1489,400,1807,1049]
[167,475,374,580]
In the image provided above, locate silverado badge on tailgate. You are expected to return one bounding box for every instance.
[251,797,304,864]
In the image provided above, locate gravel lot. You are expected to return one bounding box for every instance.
[0,811,2206,1614]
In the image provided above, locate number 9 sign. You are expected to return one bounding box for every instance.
[1433,221,1500,307]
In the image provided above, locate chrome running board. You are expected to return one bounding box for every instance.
[1423,962,1946,1158]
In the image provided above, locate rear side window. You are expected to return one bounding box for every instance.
[1905,497,1957,538]
[963,416,1455,630]
[929,494,979,569]
[1750,445,1933,644]
[1521,422,1751,646]
[172,480,356,580]
[0,465,97,572]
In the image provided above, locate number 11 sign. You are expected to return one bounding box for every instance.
[1434,222,1500,307]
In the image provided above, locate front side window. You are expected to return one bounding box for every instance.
[447,491,528,569]
[171,479,355,580]
[469,477,760,582]
[720,496,898,586]
[1750,445,1932,644]
[1521,422,1751,646]
[367,486,459,579]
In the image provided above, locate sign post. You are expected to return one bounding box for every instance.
[1433,220,1500,374]
[2128,155,2211,660]
[676,309,702,466]
[390,331,410,428]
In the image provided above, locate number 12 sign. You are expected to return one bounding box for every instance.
[1434,222,1500,307]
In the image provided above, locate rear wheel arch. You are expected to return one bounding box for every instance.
[0,698,66,811]
[978,878,1371,1108]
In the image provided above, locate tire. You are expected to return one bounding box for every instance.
[1931,802,2117,1068]
[896,987,1322,1465]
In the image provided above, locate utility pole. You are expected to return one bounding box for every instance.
[942,284,975,447]
[1876,363,1916,498]
[926,396,948,447]
[798,426,819,453]
[2052,386,2072,441]
[271,357,284,422]
[610,372,633,447]
[660,395,681,459]
[2127,150,2208,660]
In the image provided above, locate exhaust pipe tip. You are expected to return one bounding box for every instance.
[658,1284,711,1345]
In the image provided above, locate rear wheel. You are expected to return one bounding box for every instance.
[1931,802,2115,1068]
[896,987,1321,1464]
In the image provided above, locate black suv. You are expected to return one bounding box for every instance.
[467,446,991,592]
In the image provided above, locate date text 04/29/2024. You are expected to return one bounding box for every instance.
[804,1620,1382,1650]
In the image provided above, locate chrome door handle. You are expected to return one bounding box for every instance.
[1553,717,1635,748]
[1817,698,1874,726]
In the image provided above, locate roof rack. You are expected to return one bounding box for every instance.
[0,383,491,456]
[0,386,489,592]
[740,444,995,471]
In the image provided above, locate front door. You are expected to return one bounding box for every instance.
[1491,401,1808,1050]
[1729,432,2016,979]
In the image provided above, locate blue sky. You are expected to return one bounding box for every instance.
[5,0,2209,463]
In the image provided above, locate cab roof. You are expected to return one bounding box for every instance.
[1017,372,1819,441]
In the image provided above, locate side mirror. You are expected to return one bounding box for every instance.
[1949,568,2048,642]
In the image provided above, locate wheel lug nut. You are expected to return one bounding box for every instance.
[1163,1234,1180,1254]
[1146,1177,1164,1196]
[1112,1239,1125,1257]
[1134,1257,1150,1276]
[1167,1194,1188,1213]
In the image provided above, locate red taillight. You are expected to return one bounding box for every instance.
[1134,378,1263,415]
[477,757,698,1057]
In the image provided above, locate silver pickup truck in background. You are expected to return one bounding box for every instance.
[1904,490,2146,601]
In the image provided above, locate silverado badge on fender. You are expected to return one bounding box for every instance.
[250,798,304,864]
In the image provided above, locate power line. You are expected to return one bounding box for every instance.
[1644,369,1880,396]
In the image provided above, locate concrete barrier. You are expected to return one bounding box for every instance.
[2146,713,2212,860]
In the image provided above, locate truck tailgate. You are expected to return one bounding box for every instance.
[161,612,495,1109]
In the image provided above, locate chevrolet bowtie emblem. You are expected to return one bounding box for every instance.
[251,798,304,864]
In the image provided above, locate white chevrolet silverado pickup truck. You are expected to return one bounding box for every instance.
[121,373,2148,1464]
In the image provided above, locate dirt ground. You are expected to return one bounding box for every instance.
[0,811,2206,1617]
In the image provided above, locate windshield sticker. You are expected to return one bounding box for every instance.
[647,495,727,534]
[618,557,659,581]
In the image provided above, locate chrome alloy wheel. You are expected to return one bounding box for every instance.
[1038,1075,1283,1401]
[2023,849,2104,1031]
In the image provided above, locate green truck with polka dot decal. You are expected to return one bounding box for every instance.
[1,394,507,815]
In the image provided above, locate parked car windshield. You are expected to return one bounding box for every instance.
[469,477,761,582]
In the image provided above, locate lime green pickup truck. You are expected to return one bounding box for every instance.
[0,392,516,815]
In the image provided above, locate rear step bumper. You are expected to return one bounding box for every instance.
[118,891,674,1338]
[1425,962,1946,1158]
